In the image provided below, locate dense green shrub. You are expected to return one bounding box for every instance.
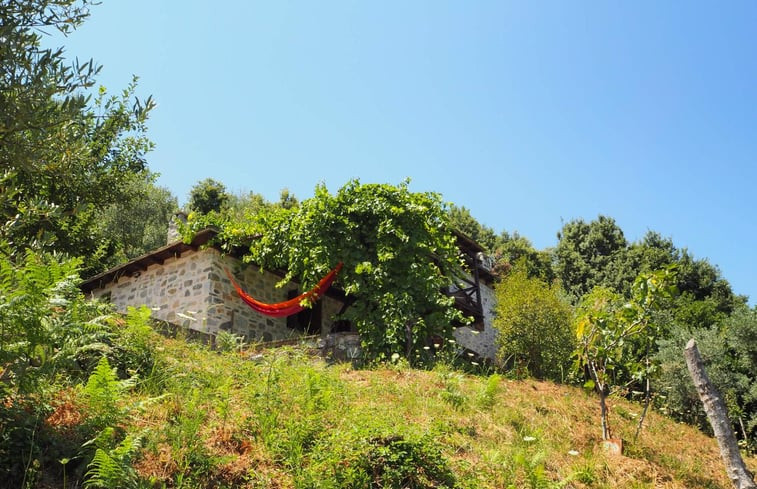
[353,435,458,489]
[305,434,458,489]
[493,266,574,381]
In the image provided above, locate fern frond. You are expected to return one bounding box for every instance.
[84,433,143,489]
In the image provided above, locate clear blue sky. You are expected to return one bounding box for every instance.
[50,1,757,303]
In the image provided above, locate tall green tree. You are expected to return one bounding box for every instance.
[448,204,497,251]
[493,231,555,283]
[555,216,628,300]
[1,0,154,273]
[277,188,299,210]
[188,178,230,215]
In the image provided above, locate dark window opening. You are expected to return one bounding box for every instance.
[286,289,322,335]
[329,319,354,333]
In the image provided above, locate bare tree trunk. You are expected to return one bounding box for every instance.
[405,322,413,359]
[599,387,610,440]
[684,339,756,489]
[589,361,610,440]
[635,342,653,441]
[634,374,651,442]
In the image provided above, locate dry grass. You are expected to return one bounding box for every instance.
[336,367,757,488]
[117,337,756,488]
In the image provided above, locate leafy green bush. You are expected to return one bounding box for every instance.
[494,266,574,381]
[307,434,459,489]
[354,435,458,489]
[0,395,50,488]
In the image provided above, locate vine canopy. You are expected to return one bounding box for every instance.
[187,179,468,360]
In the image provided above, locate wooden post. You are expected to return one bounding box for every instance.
[684,339,756,489]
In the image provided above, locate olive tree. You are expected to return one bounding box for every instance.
[1,0,154,274]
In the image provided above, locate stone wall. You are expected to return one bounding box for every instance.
[91,248,214,330]
[89,246,500,359]
[453,279,499,360]
[90,248,346,342]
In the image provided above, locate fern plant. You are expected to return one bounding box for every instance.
[84,432,144,489]
[109,306,159,379]
[0,247,83,392]
[82,357,136,431]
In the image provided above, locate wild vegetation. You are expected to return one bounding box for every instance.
[2,0,756,487]
[0,259,754,487]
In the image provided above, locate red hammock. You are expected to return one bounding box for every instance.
[225,263,343,318]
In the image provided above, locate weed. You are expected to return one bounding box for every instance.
[437,368,467,410]
[215,330,245,353]
[478,373,502,409]
[569,462,597,484]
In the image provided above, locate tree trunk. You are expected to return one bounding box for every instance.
[684,339,756,489]
[634,344,652,441]
[634,374,651,442]
[405,322,413,359]
[599,387,610,440]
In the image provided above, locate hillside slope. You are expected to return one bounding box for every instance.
[45,335,756,488]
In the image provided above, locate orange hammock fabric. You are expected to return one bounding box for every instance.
[225,263,343,318]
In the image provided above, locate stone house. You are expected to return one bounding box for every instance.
[81,219,499,359]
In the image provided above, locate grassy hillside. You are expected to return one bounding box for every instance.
[41,333,756,488]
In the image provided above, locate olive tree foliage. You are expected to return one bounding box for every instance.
[493,264,573,381]
[654,304,757,453]
[97,176,178,266]
[203,180,467,361]
[1,0,155,274]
